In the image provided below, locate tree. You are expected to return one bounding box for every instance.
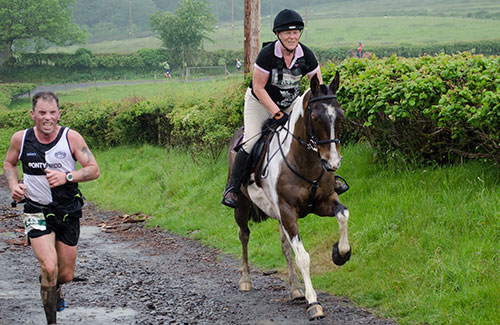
[150,0,216,68]
[73,0,158,41]
[0,0,86,65]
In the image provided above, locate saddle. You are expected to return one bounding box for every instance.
[234,120,279,189]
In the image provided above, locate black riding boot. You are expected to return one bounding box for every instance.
[334,175,350,195]
[221,149,250,208]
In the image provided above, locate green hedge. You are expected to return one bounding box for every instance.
[313,39,500,62]
[325,52,500,165]
[0,79,246,160]
[0,83,36,109]
[2,53,499,166]
[2,39,499,83]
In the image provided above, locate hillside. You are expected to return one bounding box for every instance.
[71,0,500,47]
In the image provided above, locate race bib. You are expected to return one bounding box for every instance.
[22,213,47,234]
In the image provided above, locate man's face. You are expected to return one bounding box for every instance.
[30,99,61,136]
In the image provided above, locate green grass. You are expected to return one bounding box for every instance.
[2,107,499,323]
[69,143,500,324]
[8,77,243,110]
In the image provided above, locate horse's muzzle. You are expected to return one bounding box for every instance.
[321,159,338,172]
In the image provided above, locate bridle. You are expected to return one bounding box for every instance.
[274,92,341,216]
[293,93,340,153]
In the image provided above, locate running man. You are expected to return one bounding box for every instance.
[3,91,100,324]
[163,60,172,79]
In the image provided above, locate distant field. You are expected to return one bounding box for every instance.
[47,0,500,53]
[50,15,500,53]
[8,78,241,110]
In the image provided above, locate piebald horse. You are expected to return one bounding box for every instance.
[226,72,351,320]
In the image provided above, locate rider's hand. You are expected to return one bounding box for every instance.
[270,111,289,128]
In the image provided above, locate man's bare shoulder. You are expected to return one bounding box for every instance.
[66,128,85,144]
[10,130,25,144]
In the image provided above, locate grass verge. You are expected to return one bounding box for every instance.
[75,143,500,324]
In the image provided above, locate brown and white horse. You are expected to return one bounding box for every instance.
[226,72,351,320]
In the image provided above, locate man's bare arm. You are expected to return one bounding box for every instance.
[68,130,100,183]
[3,131,27,200]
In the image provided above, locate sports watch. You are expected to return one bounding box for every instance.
[66,172,74,182]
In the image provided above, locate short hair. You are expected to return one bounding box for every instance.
[32,92,59,110]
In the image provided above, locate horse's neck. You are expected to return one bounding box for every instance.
[286,104,322,173]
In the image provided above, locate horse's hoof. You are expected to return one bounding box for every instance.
[306,302,325,320]
[332,241,351,266]
[239,281,252,291]
[290,288,305,301]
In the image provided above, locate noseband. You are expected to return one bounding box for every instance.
[295,94,341,152]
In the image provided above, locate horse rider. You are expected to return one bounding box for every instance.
[221,9,349,208]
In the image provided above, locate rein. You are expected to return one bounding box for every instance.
[277,128,326,214]
[275,93,341,215]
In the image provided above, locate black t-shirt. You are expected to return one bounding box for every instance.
[250,41,319,109]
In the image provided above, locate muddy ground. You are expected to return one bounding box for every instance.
[0,178,396,324]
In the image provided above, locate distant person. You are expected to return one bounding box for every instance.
[163,61,172,79]
[358,41,362,58]
[3,92,100,324]
[221,9,349,208]
[236,58,242,72]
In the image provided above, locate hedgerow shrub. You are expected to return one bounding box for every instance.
[0,109,33,129]
[53,79,247,159]
[323,52,500,165]
[0,83,36,109]
[3,53,499,166]
[3,39,498,84]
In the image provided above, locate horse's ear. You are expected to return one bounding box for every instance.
[329,71,340,93]
[310,74,320,94]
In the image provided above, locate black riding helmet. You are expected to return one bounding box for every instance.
[273,9,304,33]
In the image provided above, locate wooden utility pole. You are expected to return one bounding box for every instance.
[244,0,260,74]
[129,2,133,36]
[304,0,308,41]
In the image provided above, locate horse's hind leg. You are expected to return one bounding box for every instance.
[235,199,252,291]
[280,226,304,300]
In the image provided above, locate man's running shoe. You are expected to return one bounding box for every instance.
[56,284,66,312]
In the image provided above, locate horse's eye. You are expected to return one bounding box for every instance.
[311,114,319,122]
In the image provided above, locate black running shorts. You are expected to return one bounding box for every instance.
[24,201,82,247]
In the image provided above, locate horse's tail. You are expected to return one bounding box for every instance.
[250,204,269,223]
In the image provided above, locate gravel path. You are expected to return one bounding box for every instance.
[0,178,396,324]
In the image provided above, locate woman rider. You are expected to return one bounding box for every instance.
[222,9,348,208]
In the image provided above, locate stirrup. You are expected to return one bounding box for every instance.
[221,187,239,208]
[334,175,350,195]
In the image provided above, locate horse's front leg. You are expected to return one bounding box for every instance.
[332,202,351,266]
[279,226,305,300]
[280,220,325,320]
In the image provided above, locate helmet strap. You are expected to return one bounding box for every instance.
[279,38,295,54]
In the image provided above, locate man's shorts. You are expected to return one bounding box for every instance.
[23,200,82,247]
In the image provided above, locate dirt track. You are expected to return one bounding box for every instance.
[0,178,396,324]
